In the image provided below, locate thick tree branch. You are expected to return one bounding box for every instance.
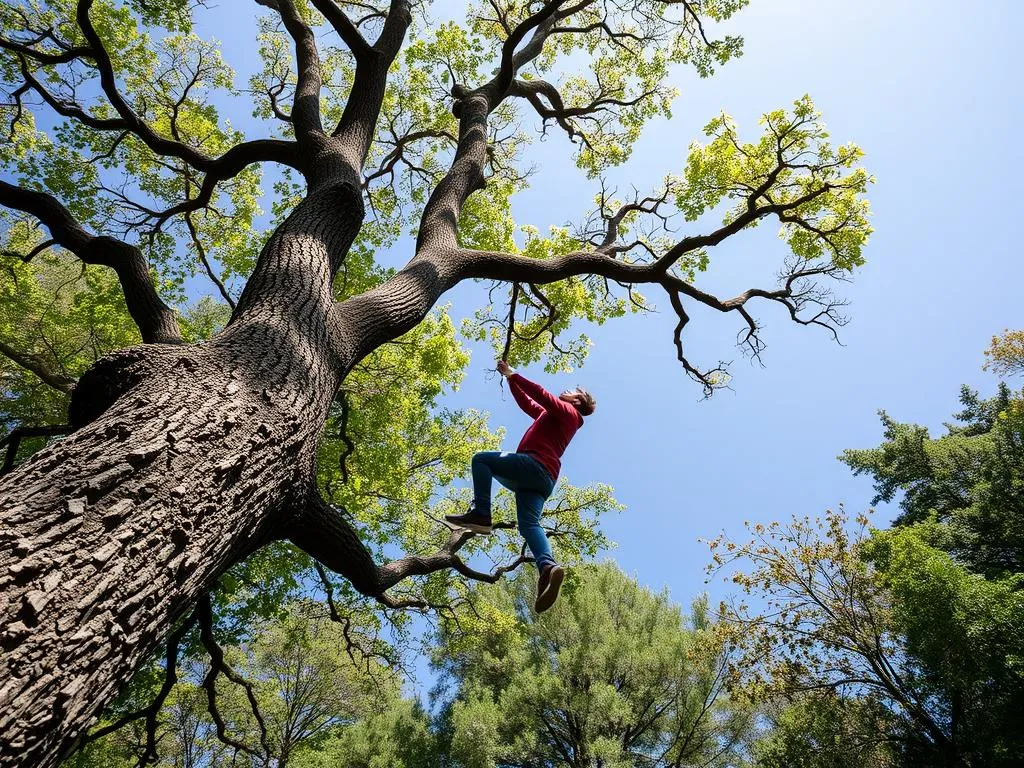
[492,0,572,96]
[259,0,325,140]
[150,139,300,230]
[0,180,182,344]
[66,1,300,180]
[449,185,836,284]
[309,0,373,60]
[331,0,413,168]
[0,338,77,393]
[289,494,530,606]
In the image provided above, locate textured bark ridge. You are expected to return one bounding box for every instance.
[0,185,364,767]
[1,355,302,764]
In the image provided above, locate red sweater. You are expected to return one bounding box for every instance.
[508,373,583,482]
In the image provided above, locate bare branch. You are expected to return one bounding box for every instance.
[184,211,236,309]
[0,338,77,393]
[500,281,520,362]
[0,33,92,65]
[334,390,355,483]
[197,593,271,760]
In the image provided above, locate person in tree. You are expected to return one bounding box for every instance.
[446,360,596,612]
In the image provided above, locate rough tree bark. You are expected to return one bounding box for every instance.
[0,178,369,764]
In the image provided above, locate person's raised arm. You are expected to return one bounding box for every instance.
[504,366,564,413]
[498,360,545,418]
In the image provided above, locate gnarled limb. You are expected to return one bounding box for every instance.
[290,494,536,606]
[0,180,182,344]
[197,594,271,761]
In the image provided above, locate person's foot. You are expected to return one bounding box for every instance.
[444,510,492,535]
[535,564,564,613]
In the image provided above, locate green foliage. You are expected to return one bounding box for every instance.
[675,95,872,270]
[434,562,752,768]
[842,384,1024,577]
[177,295,232,343]
[0,237,139,444]
[76,603,408,767]
[863,525,1024,764]
[752,692,896,768]
[292,698,440,768]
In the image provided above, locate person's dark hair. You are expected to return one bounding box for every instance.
[575,388,596,416]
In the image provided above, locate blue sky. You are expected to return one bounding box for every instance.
[189,0,1021,636]
[436,0,1022,602]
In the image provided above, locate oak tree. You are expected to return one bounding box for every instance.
[0,0,871,763]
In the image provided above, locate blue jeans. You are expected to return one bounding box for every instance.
[471,451,556,570]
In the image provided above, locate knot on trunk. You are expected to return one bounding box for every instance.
[69,345,189,430]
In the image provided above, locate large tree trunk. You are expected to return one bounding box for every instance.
[0,182,367,767]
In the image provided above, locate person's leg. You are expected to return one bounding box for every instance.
[507,456,564,612]
[511,466,564,613]
[515,489,555,571]
[470,451,507,514]
[446,451,527,534]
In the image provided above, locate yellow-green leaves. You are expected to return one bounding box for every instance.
[984,329,1024,377]
[0,239,141,453]
[676,96,873,271]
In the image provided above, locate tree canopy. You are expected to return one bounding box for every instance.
[0,0,874,763]
[710,384,1024,767]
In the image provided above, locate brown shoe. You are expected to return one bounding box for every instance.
[535,565,564,613]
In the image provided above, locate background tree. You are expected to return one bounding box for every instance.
[291,697,440,768]
[751,692,895,768]
[0,0,871,762]
[983,330,1024,378]
[433,562,753,767]
[70,601,417,767]
[710,382,1024,767]
[842,384,1024,577]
